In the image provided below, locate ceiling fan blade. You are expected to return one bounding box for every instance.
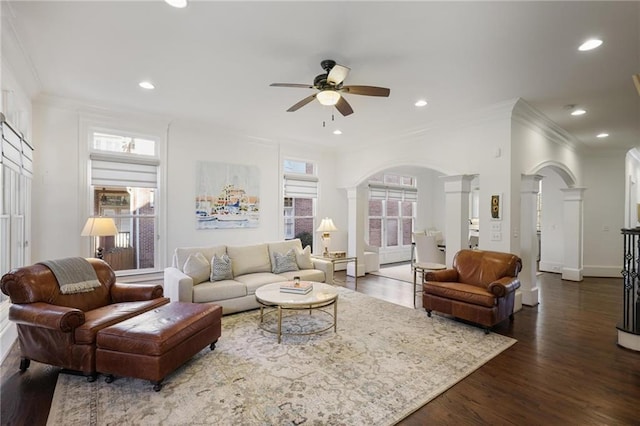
[335,96,354,116]
[327,64,350,85]
[342,85,390,97]
[286,94,317,112]
[271,83,314,89]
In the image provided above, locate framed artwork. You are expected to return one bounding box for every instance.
[491,194,501,220]
[195,161,260,229]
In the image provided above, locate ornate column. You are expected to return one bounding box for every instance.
[520,174,543,306]
[561,187,586,281]
[441,175,474,266]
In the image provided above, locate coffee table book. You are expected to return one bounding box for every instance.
[280,281,313,294]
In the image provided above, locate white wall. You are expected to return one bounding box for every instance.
[581,150,626,276]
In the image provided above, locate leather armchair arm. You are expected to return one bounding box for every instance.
[9,302,84,332]
[424,269,459,282]
[110,282,164,303]
[488,277,521,297]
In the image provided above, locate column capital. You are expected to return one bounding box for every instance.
[441,174,475,194]
[560,187,587,201]
[521,174,544,193]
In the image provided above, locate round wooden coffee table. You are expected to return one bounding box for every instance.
[255,282,338,343]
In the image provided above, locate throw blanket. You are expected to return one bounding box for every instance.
[39,257,102,295]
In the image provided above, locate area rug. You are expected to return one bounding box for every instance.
[370,264,414,283]
[47,287,516,425]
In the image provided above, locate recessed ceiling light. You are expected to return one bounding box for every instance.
[597,133,609,138]
[415,100,428,107]
[333,129,342,135]
[139,81,155,90]
[578,39,603,51]
[571,108,586,116]
[165,0,187,8]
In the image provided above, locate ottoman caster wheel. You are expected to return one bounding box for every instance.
[87,374,97,383]
[426,310,432,318]
[153,382,163,392]
[210,342,217,351]
[19,358,30,372]
[105,375,115,384]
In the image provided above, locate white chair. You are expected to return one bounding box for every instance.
[363,242,380,273]
[411,233,446,308]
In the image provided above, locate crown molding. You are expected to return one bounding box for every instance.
[511,98,579,153]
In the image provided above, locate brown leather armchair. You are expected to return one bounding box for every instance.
[0,258,169,380]
[423,249,522,333]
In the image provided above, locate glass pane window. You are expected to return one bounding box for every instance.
[283,196,314,249]
[386,200,399,216]
[92,132,156,156]
[93,187,156,272]
[369,218,382,247]
[386,218,399,247]
[283,159,315,175]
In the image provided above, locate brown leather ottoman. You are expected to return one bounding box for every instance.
[96,302,221,391]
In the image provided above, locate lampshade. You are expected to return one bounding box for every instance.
[81,217,118,237]
[316,217,338,233]
[316,90,341,106]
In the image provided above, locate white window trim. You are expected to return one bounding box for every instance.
[79,114,168,276]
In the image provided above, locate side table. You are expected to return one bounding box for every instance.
[312,256,358,290]
[413,261,446,308]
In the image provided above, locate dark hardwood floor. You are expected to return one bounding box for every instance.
[2,270,639,425]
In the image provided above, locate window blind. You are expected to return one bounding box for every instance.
[1,120,33,177]
[284,173,318,198]
[368,183,417,202]
[90,153,159,188]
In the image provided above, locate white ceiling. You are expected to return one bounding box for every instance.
[4,1,639,150]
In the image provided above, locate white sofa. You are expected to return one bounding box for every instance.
[164,239,333,314]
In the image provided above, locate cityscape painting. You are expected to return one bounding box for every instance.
[195,161,260,229]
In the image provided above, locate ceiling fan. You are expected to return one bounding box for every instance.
[270,59,390,117]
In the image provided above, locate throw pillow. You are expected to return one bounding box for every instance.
[273,248,300,274]
[296,245,314,269]
[183,252,211,285]
[211,253,233,281]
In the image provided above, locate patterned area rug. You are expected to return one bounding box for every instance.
[370,264,414,283]
[47,287,516,425]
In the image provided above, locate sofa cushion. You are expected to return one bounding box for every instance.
[174,246,226,272]
[279,269,325,283]
[183,252,210,284]
[192,280,246,303]
[228,244,271,276]
[296,245,314,270]
[234,272,287,295]
[268,239,302,268]
[211,254,233,281]
[272,249,299,274]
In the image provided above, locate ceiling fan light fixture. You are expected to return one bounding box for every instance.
[317,90,341,106]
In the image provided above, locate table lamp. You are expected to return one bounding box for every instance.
[316,217,337,257]
[81,217,118,259]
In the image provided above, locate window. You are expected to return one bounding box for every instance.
[89,129,159,273]
[368,173,417,249]
[283,159,317,249]
[1,119,32,336]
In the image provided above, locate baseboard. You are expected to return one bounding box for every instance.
[582,265,622,278]
[539,261,563,274]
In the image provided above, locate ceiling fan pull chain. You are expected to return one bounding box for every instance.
[322,121,326,127]
[332,114,335,121]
